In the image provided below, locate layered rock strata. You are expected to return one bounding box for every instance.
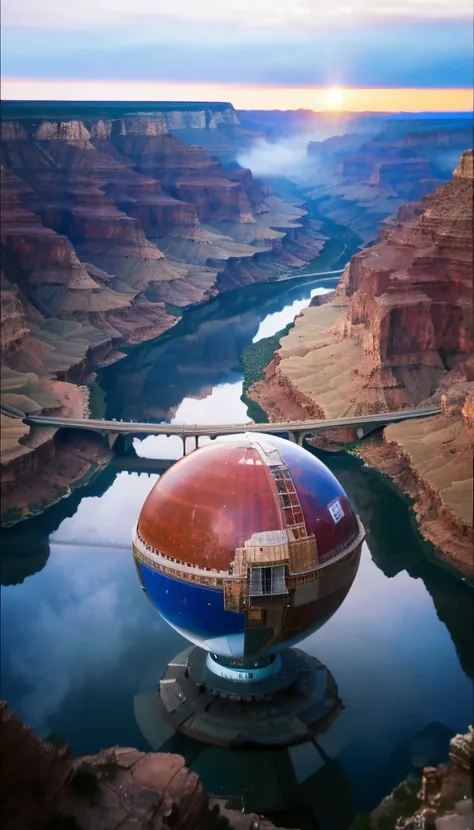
[1,106,326,521]
[306,121,473,244]
[249,151,474,574]
[0,111,334,303]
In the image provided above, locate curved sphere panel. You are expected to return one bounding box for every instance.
[137,561,246,657]
[138,440,282,571]
[134,433,364,660]
[266,435,360,559]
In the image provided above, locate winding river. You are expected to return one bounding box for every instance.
[1,274,473,829]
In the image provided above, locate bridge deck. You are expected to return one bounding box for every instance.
[11,407,441,436]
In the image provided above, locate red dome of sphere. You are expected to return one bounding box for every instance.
[138,433,360,571]
[133,433,364,660]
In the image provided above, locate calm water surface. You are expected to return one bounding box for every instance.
[2,275,473,829]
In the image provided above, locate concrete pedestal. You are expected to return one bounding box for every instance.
[155,645,343,748]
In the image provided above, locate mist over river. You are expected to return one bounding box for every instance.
[2,273,473,828]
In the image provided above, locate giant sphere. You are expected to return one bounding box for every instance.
[132,433,363,661]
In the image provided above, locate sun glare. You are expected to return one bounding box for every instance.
[326,87,345,109]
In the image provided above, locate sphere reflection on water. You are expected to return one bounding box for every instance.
[132,434,363,663]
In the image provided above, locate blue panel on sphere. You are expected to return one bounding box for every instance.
[138,563,245,641]
[260,434,359,554]
[273,437,346,504]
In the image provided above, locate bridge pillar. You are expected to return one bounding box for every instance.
[287,431,305,446]
[106,432,119,449]
[110,433,134,454]
[356,423,383,440]
[181,435,201,455]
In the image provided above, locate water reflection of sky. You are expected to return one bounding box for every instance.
[2,498,471,756]
[252,286,331,343]
[2,540,185,752]
[134,285,331,460]
[301,546,472,745]
[51,471,158,546]
[135,378,248,459]
[2,472,171,746]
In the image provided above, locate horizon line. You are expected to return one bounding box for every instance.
[2,99,473,116]
[3,80,473,113]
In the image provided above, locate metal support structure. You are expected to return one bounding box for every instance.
[154,645,343,748]
[288,431,305,446]
[181,435,201,456]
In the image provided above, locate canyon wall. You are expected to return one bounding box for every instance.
[250,150,474,574]
[0,103,327,521]
[305,120,473,243]
[2,104,471,526]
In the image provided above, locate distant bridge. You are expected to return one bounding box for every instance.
[1,403,441,453]
[276,267,345,282]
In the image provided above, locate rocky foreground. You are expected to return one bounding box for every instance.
[249,150,474,576]
[364,726,473,830]
[0,700,283,830]
[1,700,471,830]
[0,102,327,523]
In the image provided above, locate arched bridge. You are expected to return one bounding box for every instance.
[1,403,441,452]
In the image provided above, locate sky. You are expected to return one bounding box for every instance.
[1,0,473,110]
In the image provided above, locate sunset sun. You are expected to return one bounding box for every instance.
[325,87,345,109]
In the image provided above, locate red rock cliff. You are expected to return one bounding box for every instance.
[0,108,329,522]
[306,122,472,243]
[250,150,473,573]
[340,150,473,373]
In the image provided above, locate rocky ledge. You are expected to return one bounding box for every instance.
[1,700,471,830]
[0,700,285,830]
[249,150,473,576]
[359,726,473,830]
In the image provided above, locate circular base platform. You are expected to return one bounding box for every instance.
[156,646,343,748]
